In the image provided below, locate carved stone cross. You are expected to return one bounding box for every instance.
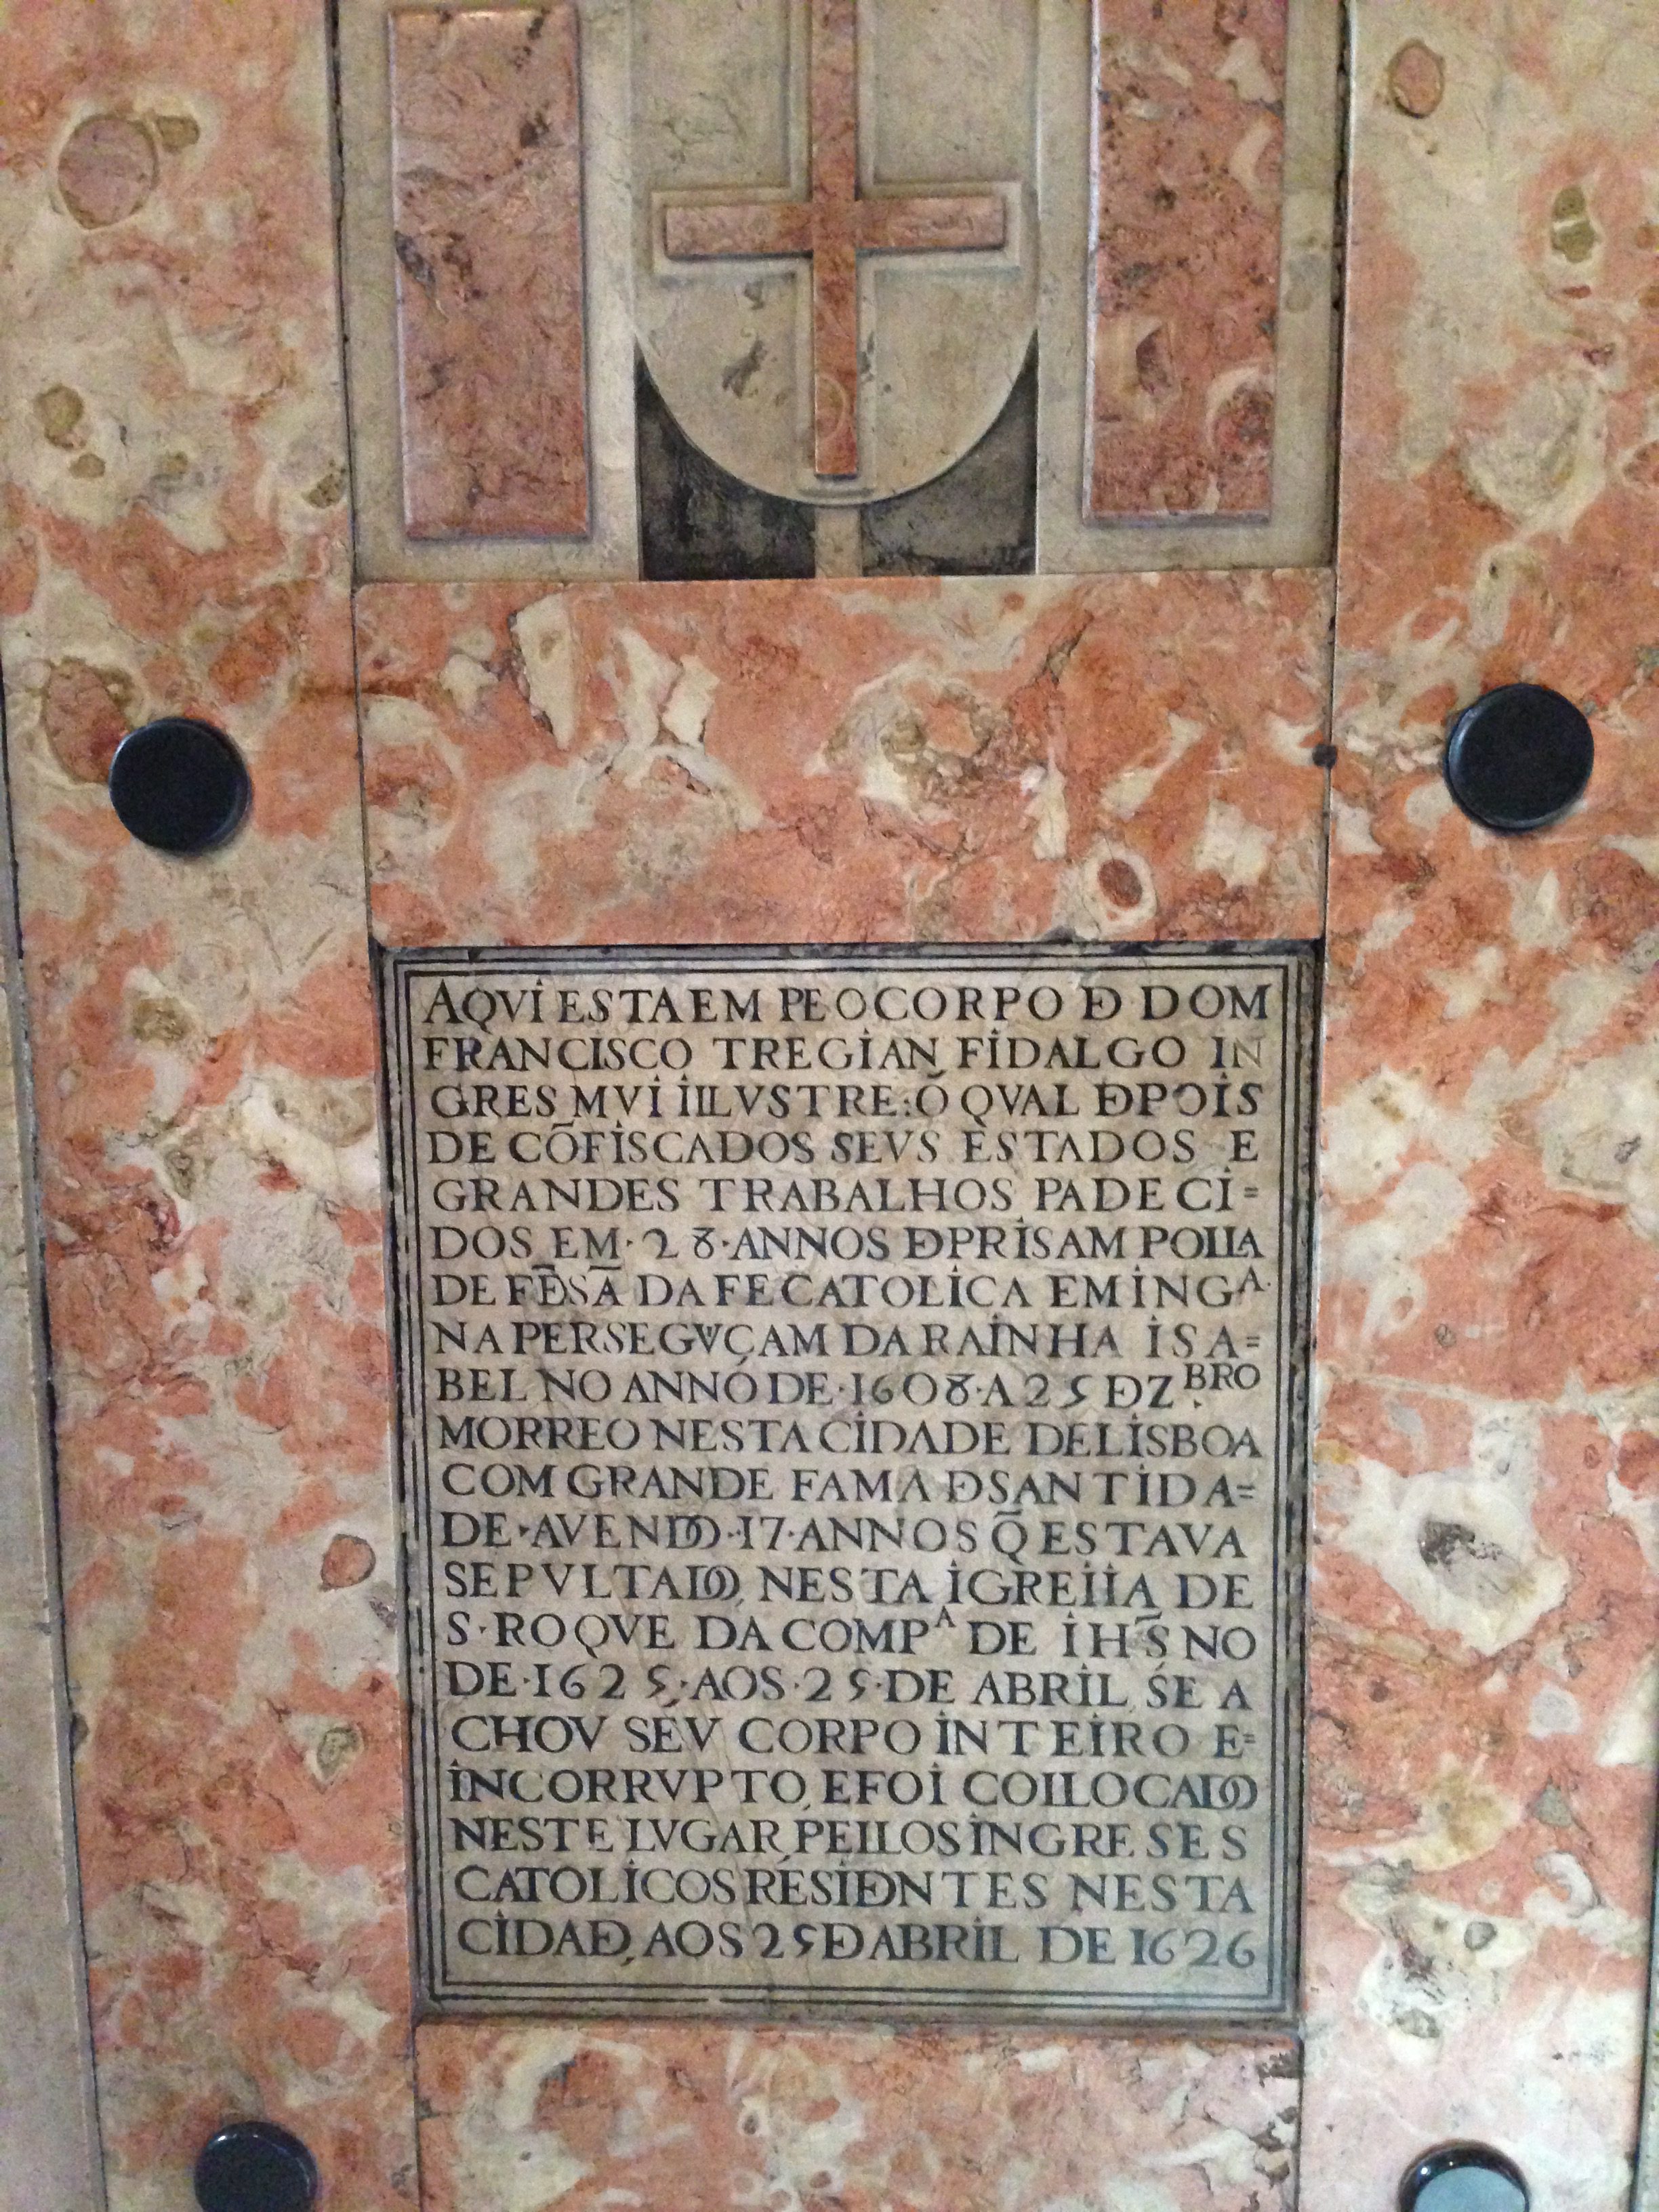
[661,0,1007,480]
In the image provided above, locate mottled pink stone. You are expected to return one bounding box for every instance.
[357,570,1332,953]
[5,1,1659,2205]
[1088,0,1286,519]
[1298,7,1659,2205]
[390,4,590,539]
[0,3,418,2201]
[416,2025,1300,2212]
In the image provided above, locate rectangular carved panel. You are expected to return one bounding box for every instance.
[1087,0,1286,520]
[383,942,1314,2018]
[390,4,590,539]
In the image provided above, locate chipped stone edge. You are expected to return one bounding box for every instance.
[1034,0,1343,575]
[338,0,641,583]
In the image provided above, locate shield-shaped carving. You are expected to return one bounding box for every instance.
[634,0,1039,505]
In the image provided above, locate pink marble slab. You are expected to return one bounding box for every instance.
[1088,0,1286,520]
[1299,8,1659,2208]
[390,4,590,539]
[415,2022,1299,2212]
[356,571,1332,950]
[0,2,415,2202]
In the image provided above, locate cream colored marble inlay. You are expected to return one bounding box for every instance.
[384,945,1314,2017]
[635,0,1036,506]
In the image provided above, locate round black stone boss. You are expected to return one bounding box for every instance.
[1443,683,1593,834]
[107,717,251,855]
[193,2121,319,2212]
[1399,2142,1529,2212]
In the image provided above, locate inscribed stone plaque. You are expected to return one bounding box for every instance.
[382,944,1315,2018]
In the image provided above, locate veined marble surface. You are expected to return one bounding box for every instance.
[0,1,1656,2208]
[1301,6,1659,2207]
[1087,0,1286,521]
[358,571,1331,949]
[0,5,415,2205]
[388,3,591,541]
[417,2026,1299,2212]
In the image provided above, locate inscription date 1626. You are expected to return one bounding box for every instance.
[382,943,1315,2020]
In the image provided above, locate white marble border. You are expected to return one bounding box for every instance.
[0,760,103,2212]
[338,0,641,582]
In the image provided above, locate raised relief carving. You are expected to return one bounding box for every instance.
[659,0,1007,484]
[636,0,1037,508]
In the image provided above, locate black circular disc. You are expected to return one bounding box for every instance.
[108,718,251,855]
[1443,683,1593,834]
[1399,2142,1529,2212]
[193,2121,318,2212]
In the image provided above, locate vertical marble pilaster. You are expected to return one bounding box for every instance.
[390,4,591,539]
[0,834,102,2210]
[0,3,415,2205]
[1088,0,1287,520]
[1303,7,1659,2209]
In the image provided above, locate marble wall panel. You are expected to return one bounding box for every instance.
[357,571,1332,951]
[342,0,639,585]
[1037,0,1341,575]
[361,565,1332,2204]
[10,1,1658,2205]
[414,2024,1300,2212]
[1301,6,1659,2209]
[0,3,415,2205]
[363,566,1336,2194]
[389,4,591,541]
[1088,0,1287,521]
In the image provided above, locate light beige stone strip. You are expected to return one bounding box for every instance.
[0,836,102,2212]
[813,505,863,577]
